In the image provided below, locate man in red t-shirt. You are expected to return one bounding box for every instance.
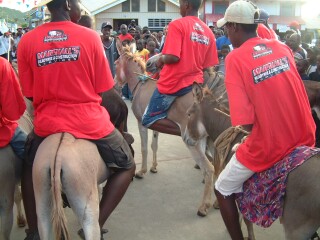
[118,24,134,42]
[0,57,26,159]
[141,0,218,135]
[17,0,135,239]
[215,1,315,239]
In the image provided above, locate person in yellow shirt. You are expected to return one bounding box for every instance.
[135,39,149,62]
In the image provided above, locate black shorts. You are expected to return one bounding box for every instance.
[24,129,134,170]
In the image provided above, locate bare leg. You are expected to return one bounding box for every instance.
[99,165,136,227]
[148,119,181,136]
[214,188,244,240]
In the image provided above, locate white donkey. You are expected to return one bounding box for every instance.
[33,132,110,240]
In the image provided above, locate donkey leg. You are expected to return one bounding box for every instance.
[187,139,215,217]
[0,203,14,240]
[33,167,52,240]
[14,184,26,227]
[150,131,159,173]
[243,217,255,240]
[70,188,100,240]
[135,122,149,178]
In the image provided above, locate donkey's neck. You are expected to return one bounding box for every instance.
[203,101,231,140]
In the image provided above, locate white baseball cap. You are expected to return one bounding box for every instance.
[217,0,262,28]
[36,0,53,7]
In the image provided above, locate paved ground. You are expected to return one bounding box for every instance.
[10,100,285,240]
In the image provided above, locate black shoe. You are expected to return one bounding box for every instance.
[311,232,320,240]
[24,229,40,240]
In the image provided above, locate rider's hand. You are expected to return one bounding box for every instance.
[156,55,164,69]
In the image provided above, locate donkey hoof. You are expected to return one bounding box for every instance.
[197,210,207,217]
[150,168,158,173]
[194,164,200,169]
[135,172,144,179]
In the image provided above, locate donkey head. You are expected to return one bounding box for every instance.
[115,37,146,87]
[183,82,210,146]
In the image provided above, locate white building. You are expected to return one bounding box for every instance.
[203,0,308,32]
[81,0,180,32]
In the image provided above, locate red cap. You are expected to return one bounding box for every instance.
[289,21,299,28]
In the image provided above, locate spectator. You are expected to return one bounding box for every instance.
[128,19,136,30]
[257,9,278,40]
[135,39,149,62]
[101,22,119,78]
[296,59,310,80]
[208,23,215,33]
[159,25,168,52]
[128,27,136,38]
[289,21,301,35]
[118,24,134,42]
[306,47,319,75]
[309,54,320,81]
[287,33,307,60]
[78,15,93,29]
[216,29,232,57]
[146,40,159,59]
[215,44,230,74]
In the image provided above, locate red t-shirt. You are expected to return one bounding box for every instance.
[18,21,115,139]
[225,37,315,172]
[257,24,277,40]
[0,57,26,147]
[118,33,133,42]
[158,16,218,94]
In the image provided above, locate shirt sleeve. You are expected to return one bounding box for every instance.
[17,36,34,98]
[92,33,114,94]
[0,59,26,121]
[225,54,255,126]
[162,21,182,58]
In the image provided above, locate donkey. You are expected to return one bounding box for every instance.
[185,82,320,240]
[115,38,224,216]
[0,98,33,240]
[33,133,111,240]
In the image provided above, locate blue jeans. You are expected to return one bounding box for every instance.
[10,126,27,159]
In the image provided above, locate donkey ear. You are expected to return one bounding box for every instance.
[116,37,123,55]
[192,82,203,103]
[130,41,137,53]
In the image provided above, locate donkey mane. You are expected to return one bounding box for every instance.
[203,83,229,113]
[120,46,147,73]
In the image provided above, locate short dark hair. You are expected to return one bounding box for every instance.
[186,0,203,11]
[47,0,65,10]
[240,24,258,34]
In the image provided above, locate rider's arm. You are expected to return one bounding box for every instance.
[156,54,179,68]
[241,124,253,133]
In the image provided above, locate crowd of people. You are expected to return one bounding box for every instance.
[0,0,319,239]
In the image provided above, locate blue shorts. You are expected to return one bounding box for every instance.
[142,86,192,127]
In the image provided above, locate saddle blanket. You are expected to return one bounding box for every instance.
[142,86,192,127]
[236,146,320,228]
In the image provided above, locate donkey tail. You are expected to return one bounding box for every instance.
[50,133,69,240]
